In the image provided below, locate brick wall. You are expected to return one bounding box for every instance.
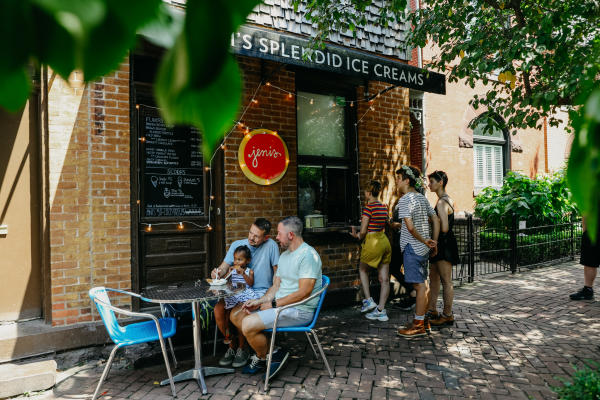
[226,58,411,291]
[47,63,131,326]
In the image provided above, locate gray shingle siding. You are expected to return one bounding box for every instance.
[247,0,411,60]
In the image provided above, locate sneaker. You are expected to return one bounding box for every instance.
[429,313,454,327]
[242,354,266,374]
[397,319,427,337]
[264,349,289,381]
[365,308,389,321]
[231,348,250,368]
[570,287,594,300]
[396,296,416,311]
[361,298,377,313]
[218,347,236,366]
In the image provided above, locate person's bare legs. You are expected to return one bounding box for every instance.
[414,281,428,316]
[584,265,598,287]
[241,313,268,358]
[437,260,454,316]
[214,300,234,347]
[359,262,372,300]
[377,263,390,310]
[427,262,441,312]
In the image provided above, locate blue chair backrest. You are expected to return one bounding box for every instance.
[305,275,329,330]
[89,287,125,341]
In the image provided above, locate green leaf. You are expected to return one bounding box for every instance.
[0,67,31,112]
[155,38,242,158]
[138,3,184,49]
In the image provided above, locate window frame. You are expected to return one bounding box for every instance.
[295,73,359,226]
[472,112,511,192]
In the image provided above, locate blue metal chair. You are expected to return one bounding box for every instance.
[263,275,333,391]
[88,287,178,400]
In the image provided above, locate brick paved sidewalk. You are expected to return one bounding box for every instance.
[20,261,600,399]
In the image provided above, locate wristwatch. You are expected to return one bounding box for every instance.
[271,298,277,308]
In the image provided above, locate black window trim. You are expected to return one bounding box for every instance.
[295,71,360,227]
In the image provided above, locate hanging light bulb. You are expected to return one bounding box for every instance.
[220,144,226,150]
[204,166,211,172]
[207,224,213,232]
[139,137,146,142]
[350,102,354,107]
[310,98,314,105]
[252,99,258,104]
[287,93,293,99]
[177,222,184,230]
[135,104,140,109]
[265,82,271,86]
[145,224,152,232]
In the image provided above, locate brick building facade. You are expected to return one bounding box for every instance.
[0,1,570,362]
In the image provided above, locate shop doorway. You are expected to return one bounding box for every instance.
[0,96,42,322]
[130,46,225,305]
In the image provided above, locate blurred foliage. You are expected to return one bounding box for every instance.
[474,171,578,229]
[0,0,260,157]
[552,362,600,400]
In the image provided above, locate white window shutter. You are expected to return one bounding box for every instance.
[493,146,503,186]
[474,145,484,187]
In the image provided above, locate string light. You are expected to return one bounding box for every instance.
[135,79,385,236]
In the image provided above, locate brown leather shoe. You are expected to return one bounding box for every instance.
[397,319,427,337]
[429,313,454,326]
[403,318,431,332]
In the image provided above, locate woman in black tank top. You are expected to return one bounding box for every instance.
[426,171,459,326]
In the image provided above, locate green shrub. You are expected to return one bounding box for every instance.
[552,363,600,400]
[475,171,578,229]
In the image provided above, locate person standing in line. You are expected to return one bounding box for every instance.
[350,181,392,321]
[426,170,459,326]
[390,193,417,310]
[395,166,440,337]
[569,214,600,300]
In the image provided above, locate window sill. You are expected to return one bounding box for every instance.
[304,226,351,234]
[303,225,356,246]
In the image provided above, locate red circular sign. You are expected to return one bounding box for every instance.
[238,129,289,185]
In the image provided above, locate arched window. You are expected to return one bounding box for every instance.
[472,113,510,190]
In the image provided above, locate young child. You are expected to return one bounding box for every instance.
[216,245,258,367]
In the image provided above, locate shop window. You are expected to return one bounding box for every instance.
[297,88,357,226]
[472,113,509,191]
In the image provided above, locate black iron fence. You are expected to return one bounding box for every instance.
[452,215,583,283]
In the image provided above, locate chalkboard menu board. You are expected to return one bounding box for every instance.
[139,106,204,218]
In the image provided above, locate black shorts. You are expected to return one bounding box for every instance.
[580,231,600,268]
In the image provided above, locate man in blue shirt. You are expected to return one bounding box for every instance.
[230,216,322,381]
[211,218,279,368]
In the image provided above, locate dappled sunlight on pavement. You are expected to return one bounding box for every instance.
[15,260,600,399]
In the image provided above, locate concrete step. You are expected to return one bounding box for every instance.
[0,359,56,398]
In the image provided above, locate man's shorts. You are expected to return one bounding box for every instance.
[360,231,392,268]
[257,307,314,329]
[581,231,600,268]
[403,243,429,283]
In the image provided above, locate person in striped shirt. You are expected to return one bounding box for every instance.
[350,180,392,321]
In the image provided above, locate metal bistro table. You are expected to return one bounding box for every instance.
[143,280,245,394]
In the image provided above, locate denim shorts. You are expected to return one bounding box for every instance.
[403,243,429,283]
[257,307,314,329]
